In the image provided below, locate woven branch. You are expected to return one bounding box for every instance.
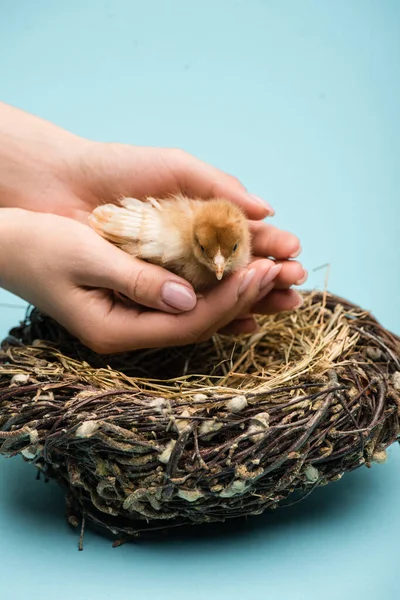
[0,291,399,547]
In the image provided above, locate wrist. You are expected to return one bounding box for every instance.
[0,102,89,210]
[0,208,30,291]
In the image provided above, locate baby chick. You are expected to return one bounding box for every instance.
[89,194,251,291]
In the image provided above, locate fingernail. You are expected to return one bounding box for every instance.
[161,281,197,311]
[290,246,302,259]
[293,293,304,309]
[249,194,275,215]
[259,263,282,291]
[295,270,308,286]
[238,268,256,295]
[254,281,275,304]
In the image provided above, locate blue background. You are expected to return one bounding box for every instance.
[0,1,399,598]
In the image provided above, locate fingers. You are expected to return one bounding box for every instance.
[231,256,305,319]
[274,261,307,289]
[219,286,305,337]
[252,288,304,315]
[248,218,306,293]
[218,287,305,336]
[250,257,306,290]
[79,238,197,314]
[80,225,306,349]
[218,317,259,336]
[246,259,305,314]
[250,221,301,259]
[80,259,278,353]
[168,149,274,219]
[93,144,273,221]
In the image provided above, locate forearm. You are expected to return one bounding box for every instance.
[0,208,29,296]
[0,207,53,308]
[0,102,79,148]
[0,102,86,210]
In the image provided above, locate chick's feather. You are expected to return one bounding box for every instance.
[89,194,251,291]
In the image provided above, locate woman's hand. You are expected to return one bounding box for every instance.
[0,102,306,327]
[0,209,288,353]
[71,143,307,319]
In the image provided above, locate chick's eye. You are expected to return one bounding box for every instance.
[232,243,238,252]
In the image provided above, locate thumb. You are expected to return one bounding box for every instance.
[85,243,197,313]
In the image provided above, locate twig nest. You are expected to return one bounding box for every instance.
[0,291,399,547]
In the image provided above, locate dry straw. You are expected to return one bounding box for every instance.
[0,291,399,548]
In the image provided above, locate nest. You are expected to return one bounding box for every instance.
[0,291,399,548]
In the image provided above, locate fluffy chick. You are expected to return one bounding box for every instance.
[89,194,251,291]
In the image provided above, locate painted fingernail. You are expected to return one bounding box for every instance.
[259,263,282,291]
[293,293,304,309]
[161,281,197,311]
[290,246,302,258]
[254,281,275,304]
[238,268,256,295]
[249,194,275,215]
[295,270,308,286]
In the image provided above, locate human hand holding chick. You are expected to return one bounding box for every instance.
[0,209,284,353]
[89,195,252,291]
[88,193,305,333]
[0,101,306,340]
[75,142,306,321]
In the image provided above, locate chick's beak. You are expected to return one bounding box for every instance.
[213,252,226,280]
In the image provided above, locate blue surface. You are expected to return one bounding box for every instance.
[0,1,399,599]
